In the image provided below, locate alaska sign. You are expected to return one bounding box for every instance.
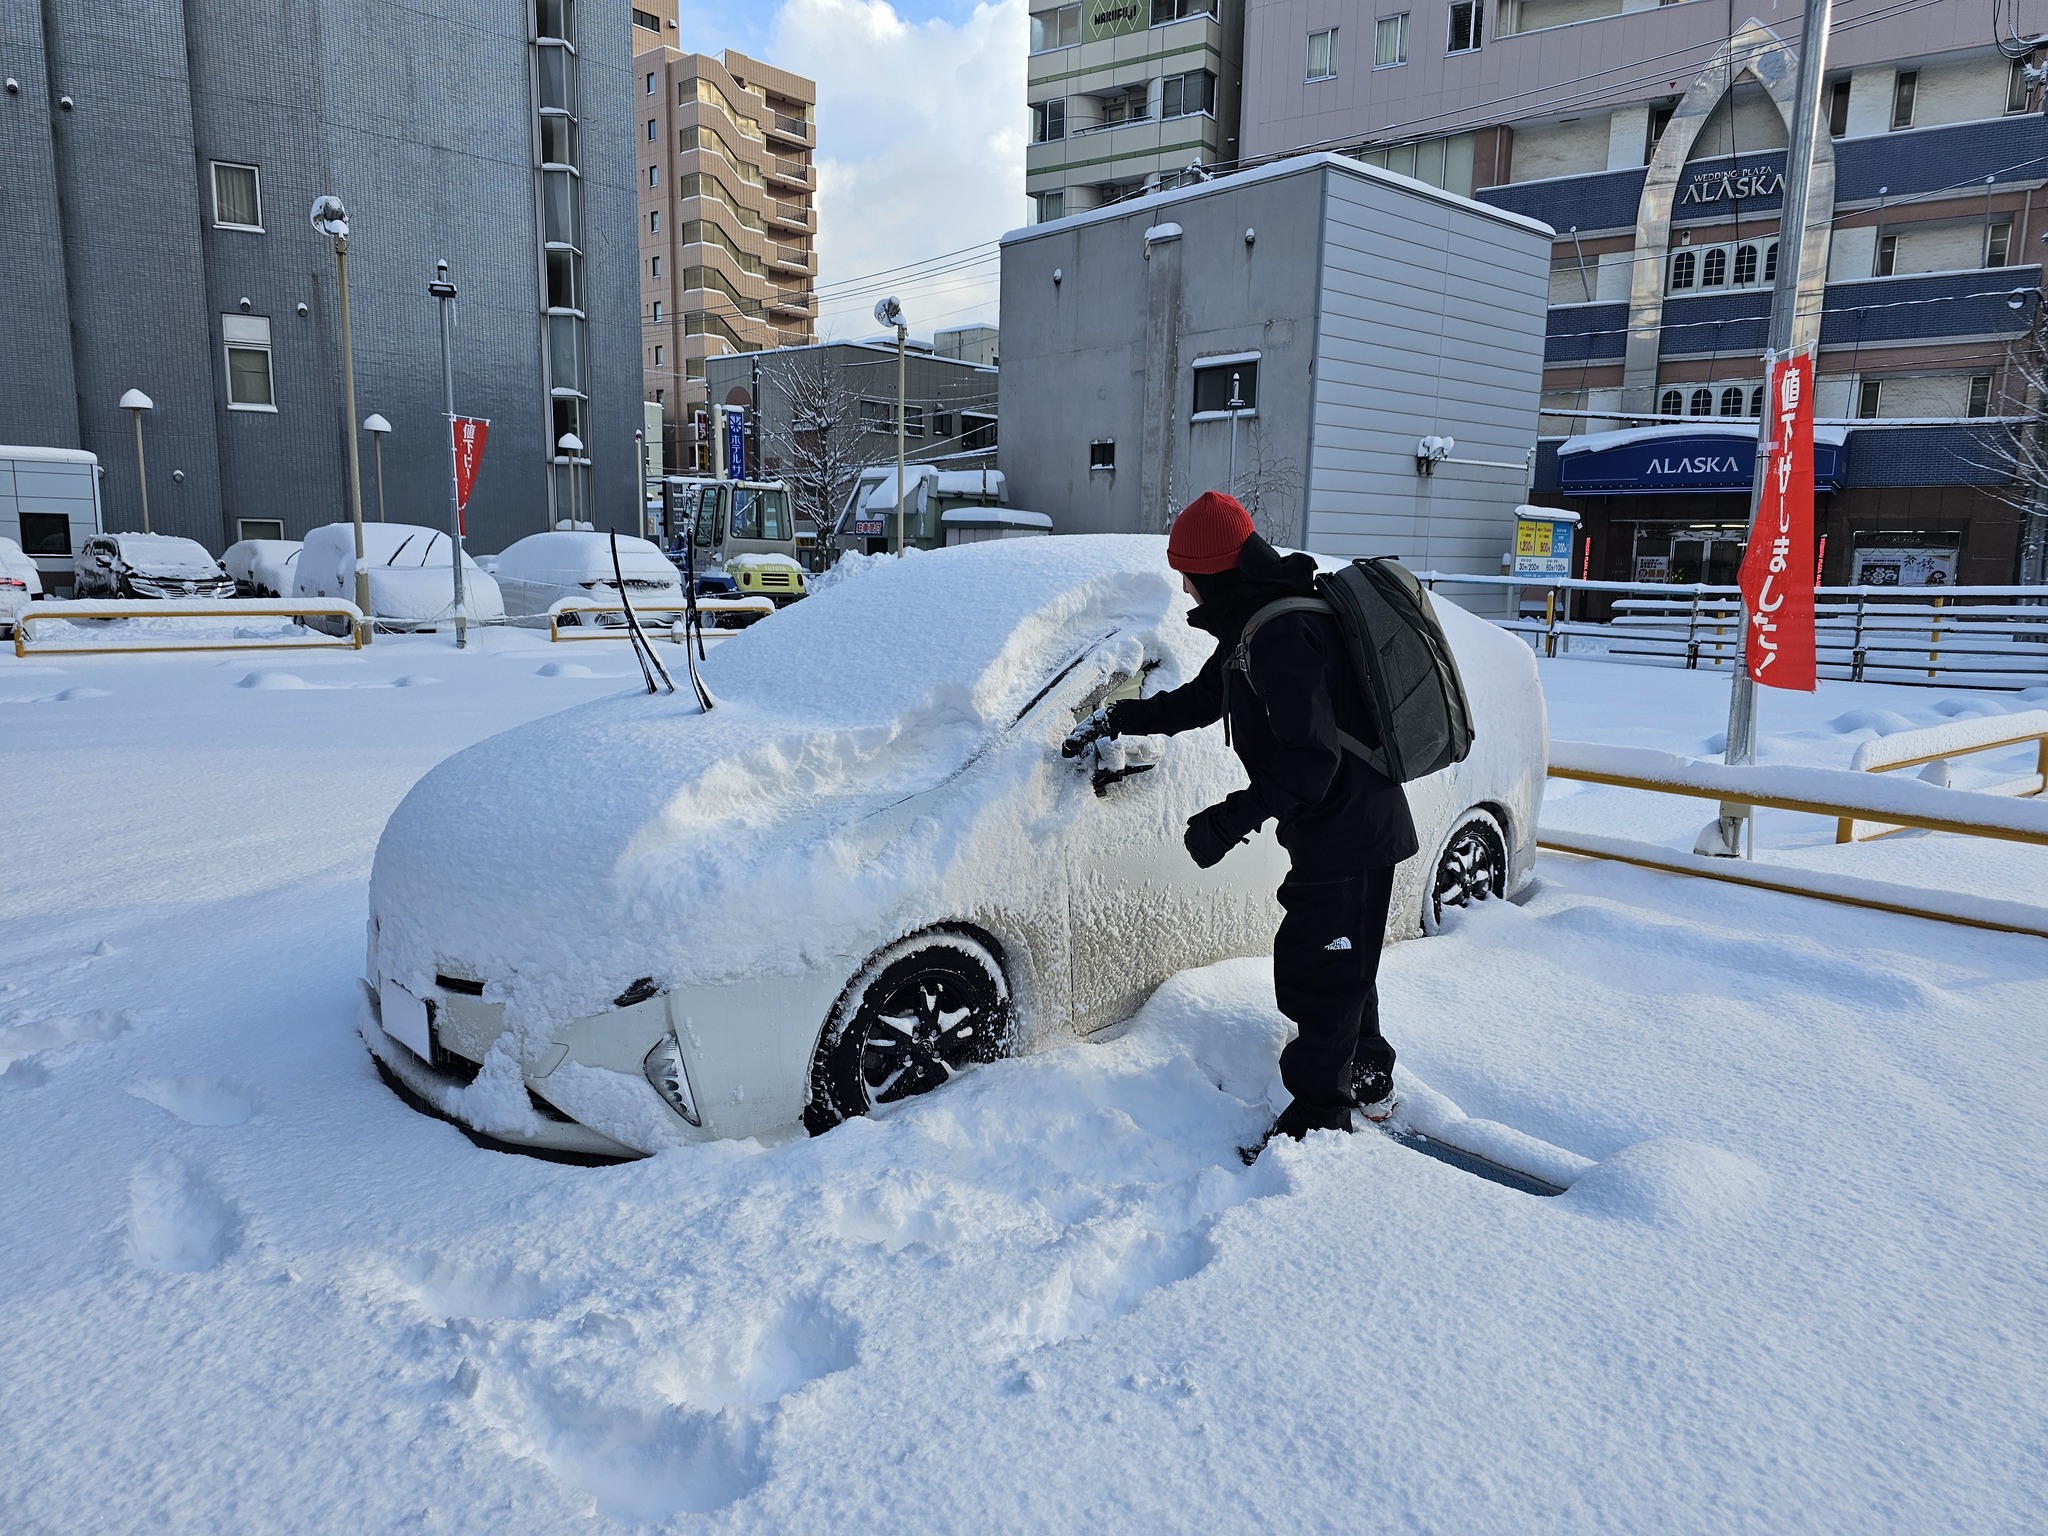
[1644,452,1745,477]
[1084,0,1149,41]
[1680,162,1785,206]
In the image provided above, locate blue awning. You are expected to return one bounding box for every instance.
[1556,424,1846,495]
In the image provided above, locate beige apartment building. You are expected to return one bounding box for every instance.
[636,46,818,467]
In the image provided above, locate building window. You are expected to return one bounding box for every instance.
[648,118,657,141]
[904,405,926,437]
[652,301,662,321]
[1029,3,1081,52]
[1749,385,1765,415]
[1375,15,1409,67]
[1659,388,1684,416]
[1193,358,1258,415]
[1719,386,1745,417]
[1153,0,1217,20]
[211,162,261,230]
[646,71,656,95]
[222,314,275,411]
[650,209,660,233]
[655,388,664,405]
[632,7,660,29]
[1763,241,1778,283]
[1307,28,1338,81]
[1033,189,1065,222]
[650,255,661,278]
[1645,103,1674,161]
[859,397,894,431]
[933,412,955,440]
[648,164,658,188]
[1162,70,1215,118]
[1986,217,2013,268]
[1090,439,1116,470]
[1701,247,1727,287]
[1891,70,1917,130]
[1733,244,1758,285]
[1689,388,1713,417]
[653,345,663,367]
[1669,249,1696,290]
[1031,98,1066,143]
[239,519,285,542]
[1100,84,1150,125]
[2009,57,2035,113]
[1875,234,1897,277]
[1857,377,1883,418]
[1828,79,1851,137]
[1968,374,1993,416]
[1446,1,1481,54]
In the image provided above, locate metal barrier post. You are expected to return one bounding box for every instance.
[1851,592,1867,682]
[1544,589,1556,657]
[1928,593,1944,679]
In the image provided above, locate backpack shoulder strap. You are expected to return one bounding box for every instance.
[1227,595,1383,771]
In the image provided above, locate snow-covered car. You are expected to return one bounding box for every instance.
[221,538,302,598]
[362,536,1544,1159]
[0,536,42,633]
[292,522,504,630]
[492,530,681,626]
[73,533,236,600]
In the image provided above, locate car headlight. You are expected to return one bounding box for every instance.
[643,1030,701,1126]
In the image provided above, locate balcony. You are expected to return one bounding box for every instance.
[765,110,813,147]
[767,290,816,317]
[767,199,813,231]
[766,155,812,190]
[768,243,814,274]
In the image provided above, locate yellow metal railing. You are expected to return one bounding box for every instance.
[14,599,365,657]
[545,597,772,641]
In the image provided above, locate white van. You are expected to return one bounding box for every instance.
[0,447,103,598]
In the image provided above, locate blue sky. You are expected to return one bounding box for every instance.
[666,1,1022,340]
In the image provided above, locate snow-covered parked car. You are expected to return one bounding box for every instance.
[292,522,503,630]
[1,536,41,633]
[492,530,681,625]
[73,533,236,600]
[362,536,1544,1158]
[221,537,302,598]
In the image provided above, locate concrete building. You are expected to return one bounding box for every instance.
[0,0,641,555]
[636,48,817,465]
[997,154,1552,583]
[1026,1,1248,223]
[1236,2,2048,583]
[936,324,1003,366]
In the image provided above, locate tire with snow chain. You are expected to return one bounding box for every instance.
[804,932,1012,1135]
[1422,808,1507,936]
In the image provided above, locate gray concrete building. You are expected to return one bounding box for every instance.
[996,154,1551,580]
[1234,0,2048,583]
[0,0,641,557]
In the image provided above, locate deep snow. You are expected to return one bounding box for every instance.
[1,629,2044,1532]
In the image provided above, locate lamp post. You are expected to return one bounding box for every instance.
[312,195,370,642]
[635,428,648,540]
[428,260,468,649]
[363,414,391,522]
[119,388,153,532]
[557,433,584,530]
[1226,371,1245,498]
[874,295,908,555]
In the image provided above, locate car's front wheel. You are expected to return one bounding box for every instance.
[805,931,1011,1134]
[1423,808,1507,935]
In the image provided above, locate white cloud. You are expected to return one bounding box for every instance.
[764,0,1024,342]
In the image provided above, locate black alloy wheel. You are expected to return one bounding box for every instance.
[805,935,1010,1134]
[1425,810,1507,935]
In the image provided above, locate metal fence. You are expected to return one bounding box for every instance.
[1417,572,2048,690]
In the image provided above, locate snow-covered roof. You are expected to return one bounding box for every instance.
[1000,150,1554,248]
[1,445,99,466]
[1559,422,1850,456]
[941,508,1051,529]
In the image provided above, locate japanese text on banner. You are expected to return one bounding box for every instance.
[1737,350,1816,691]
[452,417,490,535]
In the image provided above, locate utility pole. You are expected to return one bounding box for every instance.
[119,390,153,532]
[1226,371,1244,497]
[1705,0,1832,856]
[874,295,908,555]
[312,196,371,643]
[430,261,467,649]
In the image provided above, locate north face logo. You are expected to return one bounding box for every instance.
[1324,936,1353,951]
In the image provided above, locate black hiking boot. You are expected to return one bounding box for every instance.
[1238,1099,1355,1165]
[1352,1067,1398,1123]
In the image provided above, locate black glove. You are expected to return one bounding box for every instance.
[1062,703,1123,758]
[1184,802,1249,869]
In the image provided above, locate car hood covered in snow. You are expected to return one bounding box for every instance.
[371,537,1192,1030]
[114,534,225,579]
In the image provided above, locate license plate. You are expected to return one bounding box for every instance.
[381,981,433,1060]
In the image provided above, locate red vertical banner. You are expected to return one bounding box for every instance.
[451,417,490,535]
[1738,350,1817,691]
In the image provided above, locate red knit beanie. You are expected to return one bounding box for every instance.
[1167,491,1254,574]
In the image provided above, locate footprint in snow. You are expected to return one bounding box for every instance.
[0,1007,129,1080]
[128,1076,258,1127]
[47,686,111,702]
[126,1160,241,1273]
[534,661,595,678]
[235,670,310,689]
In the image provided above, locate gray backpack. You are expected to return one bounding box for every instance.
[1230,557,1475,783]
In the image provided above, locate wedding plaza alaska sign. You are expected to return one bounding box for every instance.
[1675,156,1787,213]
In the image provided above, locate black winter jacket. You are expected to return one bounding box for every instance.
[1112,535,1420,875]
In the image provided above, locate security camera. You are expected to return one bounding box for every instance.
[5,79,20,95]
[238,296,252,313]
[58,94,74,111]
[171,470,185,483]
[296,302,309,316]
[1415,435,1455,476]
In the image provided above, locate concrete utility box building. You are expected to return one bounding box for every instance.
[997,154,1553,582]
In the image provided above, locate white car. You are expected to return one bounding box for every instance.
[362,536,1545,1158]
[491,530,681,625]
[73,533,236,600]
[1,536,42,633]
[293,523,504,629]
[221,538,302,598]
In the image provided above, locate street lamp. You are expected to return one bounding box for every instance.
[1225,371,1245,498]
[119,388,153,532]
[557,433,584,530]
[312,194,371,642]
[363,414,391,522]
[428,260,467,649]
[635,428,649,540]
[873,295,908,556]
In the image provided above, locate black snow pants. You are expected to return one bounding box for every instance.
[1274,865,1398,1113]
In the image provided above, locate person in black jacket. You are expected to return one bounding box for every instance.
[1063,491,1418,1158]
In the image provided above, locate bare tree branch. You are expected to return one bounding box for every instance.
[758,353,866,551]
